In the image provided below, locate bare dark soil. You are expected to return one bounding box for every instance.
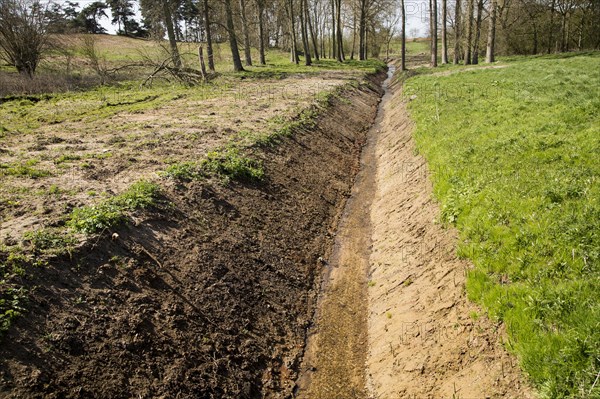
[0,74,384,398]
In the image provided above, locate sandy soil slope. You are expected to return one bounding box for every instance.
[366,79,534,398]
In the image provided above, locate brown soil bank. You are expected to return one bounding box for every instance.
[0,74,384,398]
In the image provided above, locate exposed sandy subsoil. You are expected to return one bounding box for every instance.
[295,66,535,398]
[0,75,384,398]
[365,74,534,399]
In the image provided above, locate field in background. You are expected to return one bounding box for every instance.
[404,52,600,398]
[0,34,384,96]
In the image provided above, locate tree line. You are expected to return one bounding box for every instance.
[398,0,600,70]
[1,0,598,77]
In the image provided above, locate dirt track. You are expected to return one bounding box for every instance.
[296,66,534,398]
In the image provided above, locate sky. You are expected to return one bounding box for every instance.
[46,0,430,38]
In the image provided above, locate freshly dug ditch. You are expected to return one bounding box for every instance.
[294,64,533,398]
[0,73,385,398]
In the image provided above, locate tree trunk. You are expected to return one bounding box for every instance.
[359,0,366,60]
[239,0,252,66]
[364,25,368,59]
[441,0,448,64]
[351,8,357,59]
[305,0,319,60]
[299,0,312,65]
[321,8,326,57]
[331,0,336,59]
[464,0,474,64]
[224,0,245,71]
[202,0,215,71]
[548,0,556,53]
[336,0,344,61]
[533,23,538,54]
[257,1,266,65]
[162,0,181,68]
[472,0,483,64]
[485,0,497,63]
[431,0,438,67]
[561,12,567,52]
[577,11,584,51]
[198,46,207,79]
[289,0,299,63]
[401,0,406,70]
[453,0,461,64]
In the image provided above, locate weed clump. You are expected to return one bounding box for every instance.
[202,147,264,183]
[161,147,264,183]
[23,229,76,256]
[68,180,159,234]
[0,160,50,179]
[0,250,30,337]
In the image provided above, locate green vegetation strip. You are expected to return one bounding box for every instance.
[67,180,160,234]
[404,53,600,398]
[162,146,264,183]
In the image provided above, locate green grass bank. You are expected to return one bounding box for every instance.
[404,52,600,398]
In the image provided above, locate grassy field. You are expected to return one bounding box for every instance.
[404,52,600,398]
[0,34,384,96]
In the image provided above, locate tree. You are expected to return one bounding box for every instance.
[0,0,49,77]
[106,0,136,36]
[330,0,336,59]
[464,0,474,64]
[179,0,201,42]
[79,2,109,34]
[409,27,419,39]
[521,0,545,54]
[548,0,556,52]
[45,3,70,33]
[400,0,406,70]
[335,0,343,61]
[441,0,448,63]
[305,0,319,60]
[287,0,299,64]
[556,0,576,52]
[472,0,483,64]
[239,0,252,65]
[485,0,497,62]
[140,0,165,38]
[224,0,245,71]
[381,8,399,60]
[299,0,312,65]
[453,0,461,63]
[202,0,215,70]
[256,0,267,64]
[430,0,438,67]
[358,0,369,59]
[161,0,182,68]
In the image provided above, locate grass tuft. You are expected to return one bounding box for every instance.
[68,180,160,234]
[0,160,50,179]
[162,148,264,184]
[202,147,264,183]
